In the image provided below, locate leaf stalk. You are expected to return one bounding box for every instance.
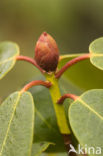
[16,55,45,73]
[21,80,52,93]
[57,94,78,104]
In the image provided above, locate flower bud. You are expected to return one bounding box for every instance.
[35,32,59,72]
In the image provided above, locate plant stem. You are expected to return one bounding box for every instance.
[21,80,52,93]
[57,94,78,104]
[63,134,77,156]
[45,74,79,155]
[56,54,90,79]
[45,73,70,134]
[16,55,45,73]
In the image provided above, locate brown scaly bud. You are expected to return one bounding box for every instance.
[35,32,59,72]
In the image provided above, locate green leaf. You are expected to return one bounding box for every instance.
[0,91,34,156]
[0,42,19,79]
[32,86,66,152]
[31,142,53,156]
[58,54,103,90]
[69,89,103,156]
[89,37,103,70]
[31,76,79,155]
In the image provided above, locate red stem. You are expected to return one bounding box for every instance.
[55,54,90,79]
[57,94,78,104]
[16,55,45,73]
[21,80,52,93]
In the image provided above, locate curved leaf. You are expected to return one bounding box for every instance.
[89,37,103,70]
[69,89,103,156]
[0,91,34,156]
[0,42,19,79]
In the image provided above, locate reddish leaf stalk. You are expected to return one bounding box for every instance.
[16,55,45,73]
[57,94,78,104]
[55,54,90,79]
[21,80,52,93]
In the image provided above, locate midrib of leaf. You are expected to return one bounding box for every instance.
[0,55,18,65]
[27,92,35,156]
[35,108,56,132]
[0,93,21,155]
[90,53,103,57]
[0,41,20,64]
[77,98,103,120]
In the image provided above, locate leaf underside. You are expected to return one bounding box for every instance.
[0,91,34,156]
[69,89,103,156]
[0,42,19,79]
[89,37,103,70]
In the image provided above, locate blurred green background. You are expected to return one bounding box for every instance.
[0,0,103,100]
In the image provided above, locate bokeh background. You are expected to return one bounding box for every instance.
[0,0,103,100]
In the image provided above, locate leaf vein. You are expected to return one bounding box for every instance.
[35,108,53,130]
[78,98,103,120]
[0,93,21,155]
[0,56,17,65]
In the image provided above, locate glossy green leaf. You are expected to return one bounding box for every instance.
[89,37,103,70]
[0,91,34,156]
[31,142,53,156]
[69,89,103,156]
[0,42,19,79]
[58,54,103,90]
